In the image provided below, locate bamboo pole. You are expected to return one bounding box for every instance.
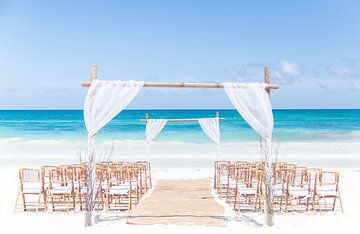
[141,113,225,123]
[81,65,279,89]
[85,64,98,227]
[90,65,97,81]
[263,65,274,226]
[140,118,225,123]
[265,65,270,95]
[81,81,279,89]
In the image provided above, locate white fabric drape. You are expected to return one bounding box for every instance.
[223,82,274,224]
[83,79,143,224]
[84,79,144,137]
[146,119,168,144]
[198,118,220,157]
[223,83,273,140]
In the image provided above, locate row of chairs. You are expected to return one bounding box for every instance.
[214,161,343,214]
[14,161,152,212]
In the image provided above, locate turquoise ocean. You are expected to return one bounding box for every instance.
[0,109,359,143]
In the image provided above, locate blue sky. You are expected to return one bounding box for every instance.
[1,0,360,109]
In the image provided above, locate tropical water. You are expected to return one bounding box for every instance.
[1,109,360,168]
[0,109,359,143]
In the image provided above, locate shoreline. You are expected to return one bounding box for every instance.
[1,140,360,168]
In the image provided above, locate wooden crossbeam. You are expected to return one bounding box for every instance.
[80,65,279,89]
[140,118,225,123]
[141,112,224,123]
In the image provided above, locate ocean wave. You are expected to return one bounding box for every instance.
[301,130,360,140]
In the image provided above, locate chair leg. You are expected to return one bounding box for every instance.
[290,197,294,213]
[332,197,336,211]
[306,197,309,211]
[317,195,322,214]
[43,191,48,211]
[254,195,259,211]
[72,191,75,211]
[21,193,26,211]
[79,193,83,211]
[36,193,41,212]
[233,190,237,211]
[324,197,328,209]
[105,194,109,212]
[67,194,71,213]
[338,191,344,213]
[13,192,20,213]
[51,194,55,211]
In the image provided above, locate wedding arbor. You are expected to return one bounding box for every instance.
[81,65,279,226]
[141,112,224,157]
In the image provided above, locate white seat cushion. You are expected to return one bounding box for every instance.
[49,186,72,194]
[22,182,43,193]
[109,185,129,195]
[289,187,309,197]
[272,185,285,196]
[317,186,337,196]
[238,187,257,195]
[22,187,43,193]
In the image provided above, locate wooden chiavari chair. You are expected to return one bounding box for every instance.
[271,168,289,212]
[47,166,75,212]
[287,166,311,212]
[315,171,343,213]
[234,168,262,212]
[14,168,47,212]
[213,161,230,189]
[105,166,133,212]
[135,161,150,195]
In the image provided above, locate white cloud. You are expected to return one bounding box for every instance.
[349,82,360,91]
[329,66,351,77]
[0,84,18,92]
[343,58,360,68]
[280,61,301,76]
[318,80,360,92]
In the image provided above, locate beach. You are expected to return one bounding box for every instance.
[1,164,359,234]
[2,0,360,232]
[1,109,360,233]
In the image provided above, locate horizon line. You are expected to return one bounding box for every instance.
[0,108,359,111]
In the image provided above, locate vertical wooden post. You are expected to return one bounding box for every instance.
[90,65,97,81]
[264,65,270,96]
[263,65,274,226]
[85,65,97,227]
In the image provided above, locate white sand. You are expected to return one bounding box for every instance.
[1,164,359,234]
[1,139,359,233]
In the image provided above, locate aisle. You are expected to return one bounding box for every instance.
[127,179,226,226]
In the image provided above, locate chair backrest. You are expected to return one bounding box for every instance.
[49,166,74,187]
[320,171,339,189]
[20,168,42,183]
[42,166,57,184]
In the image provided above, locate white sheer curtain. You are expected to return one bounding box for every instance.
[84,79,144,137]
[223,82,274,224]
[145,119,167,152]
[198,118,220,157]
[223,83,273,140]
[83,79,144,225]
